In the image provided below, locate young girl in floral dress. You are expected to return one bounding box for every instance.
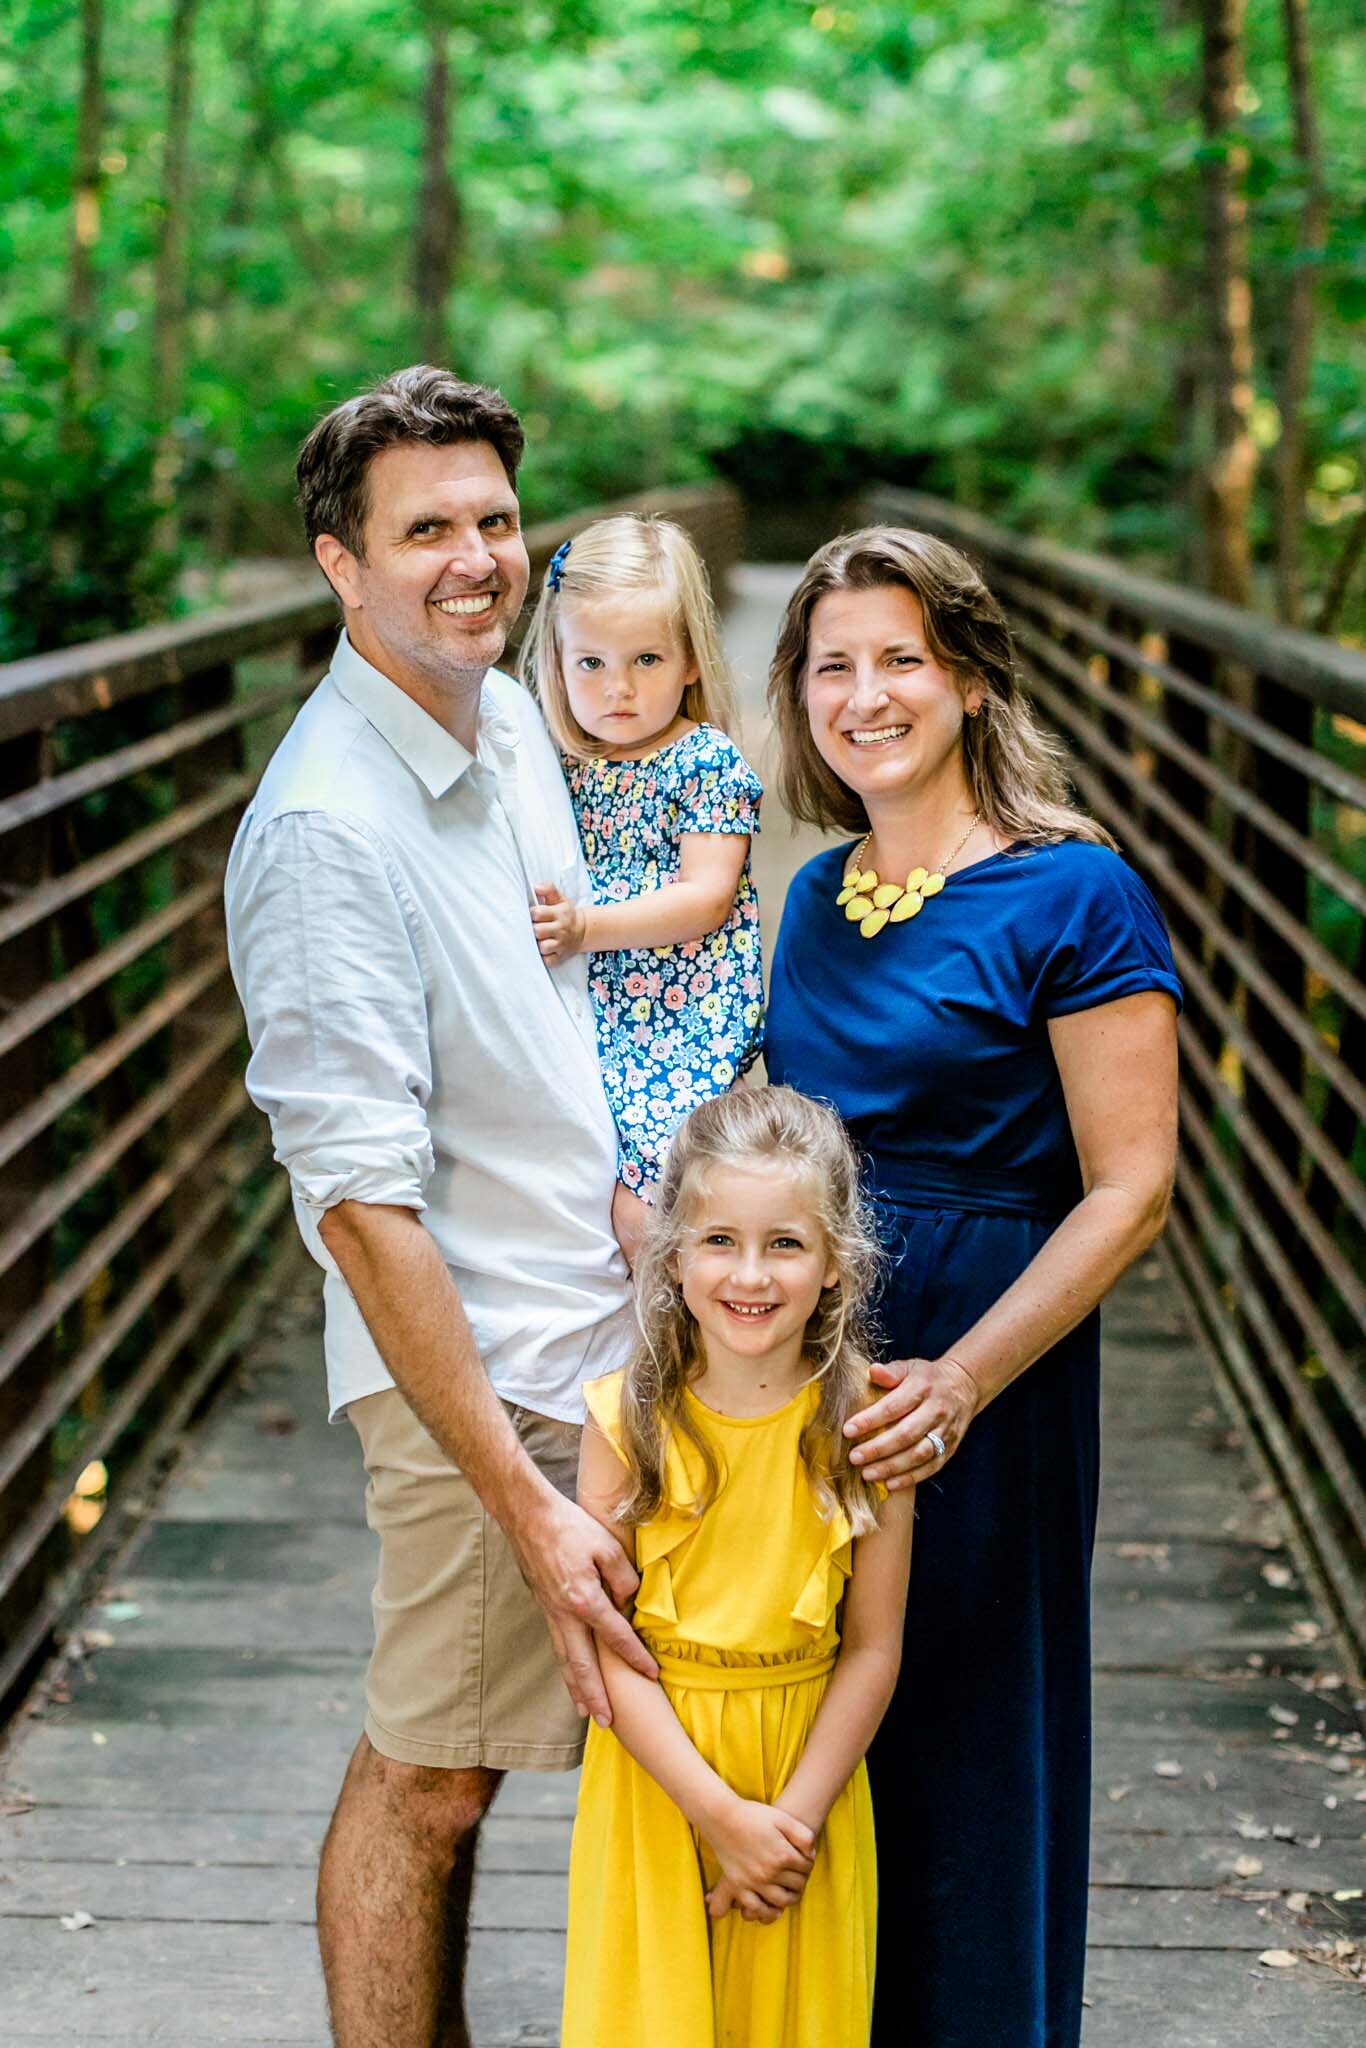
[521,514,765,1259]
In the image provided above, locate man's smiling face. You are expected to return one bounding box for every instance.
[316,439,531,703]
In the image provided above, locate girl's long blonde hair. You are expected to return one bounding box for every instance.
[615,1086,885,1539]
[519,514,737,760]
[767,526,1114,849]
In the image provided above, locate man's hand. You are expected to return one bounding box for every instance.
[702,1797,815,1922]
[512,1486,657,1723]
[531,885,587,965]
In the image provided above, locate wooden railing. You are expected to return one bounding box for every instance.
[866,486,1366,1666]
[0,481,744,1718]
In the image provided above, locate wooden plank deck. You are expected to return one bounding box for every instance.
[2,568,1362,2043]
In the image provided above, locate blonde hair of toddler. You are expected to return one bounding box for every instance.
[520,514,737,760]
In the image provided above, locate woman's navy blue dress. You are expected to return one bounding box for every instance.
[765,837,1181,2048]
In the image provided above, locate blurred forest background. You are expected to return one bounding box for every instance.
[1,0,1363,662]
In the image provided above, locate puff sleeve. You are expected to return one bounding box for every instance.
[672,729,763,838]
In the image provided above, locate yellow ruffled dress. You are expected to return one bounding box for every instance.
[561,1369,877,2048]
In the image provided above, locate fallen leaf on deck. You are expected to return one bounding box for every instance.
[0,1798,35,1817]
[1269,1707,1299,1726]
[1333,1888,1364,1902]
[1235,1818,1269,1840]
[1285,1892,1310,1914]
[1234,1855,1264,1878]
[1154,1760,1183,1778]
[60,1910,95,1932]
[254,1404,300,1436]
[1290,1620,1321,1642]
[1303,1939,1365,1981]
[1258,1949,1298,1968]
[1106,1784,1132,1802]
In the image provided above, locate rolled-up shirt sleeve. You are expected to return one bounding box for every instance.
[227,808,435,1272]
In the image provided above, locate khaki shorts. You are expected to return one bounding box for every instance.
[348,1387,586,1772]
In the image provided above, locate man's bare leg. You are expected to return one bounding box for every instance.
[317,1734,500,2048]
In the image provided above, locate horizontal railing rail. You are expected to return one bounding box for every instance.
[865,486,1366,1667]
[0,481,744,1719]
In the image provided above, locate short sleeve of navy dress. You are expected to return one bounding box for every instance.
[565,723,766,1196]
[766,835,1181,1215]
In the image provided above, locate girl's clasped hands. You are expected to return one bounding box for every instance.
[702,1798,817,1924]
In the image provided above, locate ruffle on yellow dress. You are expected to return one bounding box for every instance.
[561,1370,877,2048]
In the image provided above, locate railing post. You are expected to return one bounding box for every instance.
[1243,671,1313,1178]
[168,661,247,1345]
[0,733,56,1712]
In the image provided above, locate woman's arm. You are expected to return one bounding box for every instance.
[847,989,1178,1487]
[577,1418,816,1917]
[532,832,747,963]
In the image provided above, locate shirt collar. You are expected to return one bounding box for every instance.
[329,630,517,799]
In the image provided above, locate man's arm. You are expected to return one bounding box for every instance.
[227,811,655,1723]
[319,1201,658,1720]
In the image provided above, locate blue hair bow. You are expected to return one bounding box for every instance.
[547,539,572,591]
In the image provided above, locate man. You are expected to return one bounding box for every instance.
[224,365,657,2048]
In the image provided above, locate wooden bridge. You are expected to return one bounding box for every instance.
[0,494,1362,2041]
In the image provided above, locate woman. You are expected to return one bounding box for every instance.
[762,528,1180,2047]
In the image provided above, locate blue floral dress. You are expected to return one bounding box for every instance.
[565,724,764,1198]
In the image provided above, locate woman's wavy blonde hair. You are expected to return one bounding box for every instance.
[767,526,1113,849]
[614,1086,885,1539]
[519,514,737,761]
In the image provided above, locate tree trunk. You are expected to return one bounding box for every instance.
[215,0,270,268]
[1314,503,1366,635]
[151,0,200,551]
[62,0,104,460]
[415,8,461,365]
[1197,0,1258,609]
[1273,0,1327,624]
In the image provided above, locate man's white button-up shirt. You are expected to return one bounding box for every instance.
[225,630,633,1422]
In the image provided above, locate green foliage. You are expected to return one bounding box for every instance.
[1,0,1363,648]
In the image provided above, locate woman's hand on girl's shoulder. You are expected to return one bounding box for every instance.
[845,1353,979,1487]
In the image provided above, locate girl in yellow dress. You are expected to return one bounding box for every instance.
[562,1086,916,2048]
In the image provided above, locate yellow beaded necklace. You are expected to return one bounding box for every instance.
[836,813,983,938]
